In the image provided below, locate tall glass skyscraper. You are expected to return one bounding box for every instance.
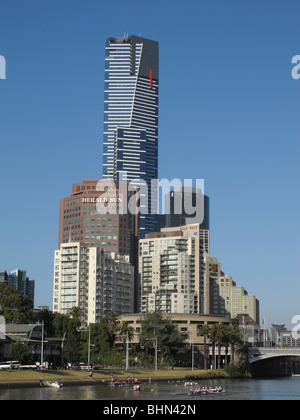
[102,35,159,237]
[8,269,35,305]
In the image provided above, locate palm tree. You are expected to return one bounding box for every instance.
[214,323,226,369]
[223,325,231,366]
[117,321,135,351]
[106,312,118,347]
[210,324,218,370]
[227,324,243,365]
[68,306,83,326]
[198,324,211,370]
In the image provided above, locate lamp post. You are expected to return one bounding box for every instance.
[189,329,195,371]
[116,333,130,371]
[143,337,158,371]
[191,342,195,371]
[41,321,44,369]
[79,328,91,368]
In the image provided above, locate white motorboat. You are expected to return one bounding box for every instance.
[43,381,63,389]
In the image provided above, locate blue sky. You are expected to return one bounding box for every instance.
[0,0,299,328]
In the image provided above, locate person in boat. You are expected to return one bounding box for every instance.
[40,377,44,387]
[114,380,122,386]
[189,389,194,395]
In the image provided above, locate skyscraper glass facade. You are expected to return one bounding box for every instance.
[102,35,159,237]
[8,269,35,305]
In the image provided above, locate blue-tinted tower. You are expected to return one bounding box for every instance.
[102,35,159,238]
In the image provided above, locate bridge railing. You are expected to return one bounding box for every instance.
[248,347,300,363]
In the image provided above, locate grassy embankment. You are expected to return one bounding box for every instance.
[0,368,230,384]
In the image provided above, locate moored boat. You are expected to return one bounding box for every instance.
[43,381,63,389]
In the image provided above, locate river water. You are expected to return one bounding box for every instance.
[1,377,300,400]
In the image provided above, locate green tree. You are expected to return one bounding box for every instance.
[35,309,55,337]
[80,318,120,366]
[209,324,218,370]
[106,312,118,347]
[0,284,33,324]
[227,324,243,366]
[68,307,83,326]
[9,340,34,365]
[116,321,135,351]
[63,318,81,364]
[52,313,81,364]
[214,323,226,369]
[139,311,187,365]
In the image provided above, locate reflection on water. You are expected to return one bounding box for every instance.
[1,377,300,400]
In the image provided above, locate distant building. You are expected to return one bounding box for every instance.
[53,242,134,326]
[8,269,35,305]
[235,314,261,345]
[0,271,8,284]
[281,330,300,348]
[165,188,210,230]
[202,253,259,323]
[160,188,210,253]
[34,306,50,313]
[270,324,287,346]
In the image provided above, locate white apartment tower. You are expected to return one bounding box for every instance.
[139,224,204,314]
[53,243,134,326]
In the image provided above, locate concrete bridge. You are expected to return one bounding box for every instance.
[249,347,300,364]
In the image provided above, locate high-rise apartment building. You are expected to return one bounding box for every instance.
[203,253,259,323]
[53,243,134,326]
[140,224,204,314]
[102,35,159,237]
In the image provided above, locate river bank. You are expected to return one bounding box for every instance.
[2,377,300,400]
[0,368,231,389]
